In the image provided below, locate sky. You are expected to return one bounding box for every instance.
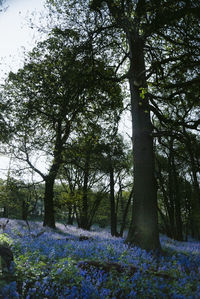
[0,0,46,77]
[0,0,132,181]
[0,0,46,180]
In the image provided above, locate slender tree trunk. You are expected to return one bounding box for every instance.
[119,187,133,237]
[74,204,81,227]
[174,177,183,241]
[126,32,160,250]
[171,146,183,241]
[110,165,118,236]
[184,133,200,239]
[156,157,173,237]
[67,204,74,225]
[80,152,90,230]
[22,200,28,221]
[168,138,176,239]
[87,193,103,230]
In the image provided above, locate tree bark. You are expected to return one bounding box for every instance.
[119,187,133,237]
[184,134,200,239]
[22,200,28,221]
[43,121,70,228]
[171,144,183,241]
[43,175,56,228]
[67,204,74,225]
[109,164,118,236]
[79,152,90,230]
[167,138,176,239]
[126,32,160,250]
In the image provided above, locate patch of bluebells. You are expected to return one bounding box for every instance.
[0,219,200,298]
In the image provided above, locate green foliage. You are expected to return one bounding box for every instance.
[50,257,82,286]
[0,178,38,219]
[0,233,12,246]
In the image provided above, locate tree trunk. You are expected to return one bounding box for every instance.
[43,176,56,228]
[171,145,183,241]
[126,32,160,250]
[80,152,90,230]
[87,192,103,230]
[22,200,28,221]
[3,206,8,218]
[167,138,176,239]
[110,165,118,236]
[156,157,173,238]
[119,187,133,237]
[184,133,200,239]
[67,204,74,225]
[43,121,70,229]
[174,176,183,241]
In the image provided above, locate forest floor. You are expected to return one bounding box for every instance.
[0,218,200,298]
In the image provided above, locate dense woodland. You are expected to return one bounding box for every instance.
[0,0,200,297]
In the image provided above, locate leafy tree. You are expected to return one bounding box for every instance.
[98,134,132,236]
[0,178,38,220]
[44,0,199,249]
[58,120,122,230]
[3,30,122,228]
[88,0,200,250]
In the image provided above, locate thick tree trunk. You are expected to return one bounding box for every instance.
[126,33,160,250]
[3,206,8,218]
[43,121,70,229]
[43,176,56,228]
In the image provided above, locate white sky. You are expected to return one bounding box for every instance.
[0,0,46,180]
[0,0,132,181]
[0,0,46,78]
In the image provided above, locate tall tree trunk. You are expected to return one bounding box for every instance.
[156,157,173,237]
[168,138,176,239]
[22,200,28,221]
[119,187,133,237]
[171,145,183,241]
[67,204,74,225]
[110,164,118,236]
[3,206,8,218]
[43,160,61,228]
[126,32,160,250]
[43,121,70,228]
[87,192,103,230]
[80,152,90,230]
[43,175,56,228]
[185,135,200,239]
[174,175,183,241]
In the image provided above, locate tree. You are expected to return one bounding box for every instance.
[88,0,200,250]
[3,30,123,228]
[98,134,132,236]
[59,119,124,230]
[0,178,38,220]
